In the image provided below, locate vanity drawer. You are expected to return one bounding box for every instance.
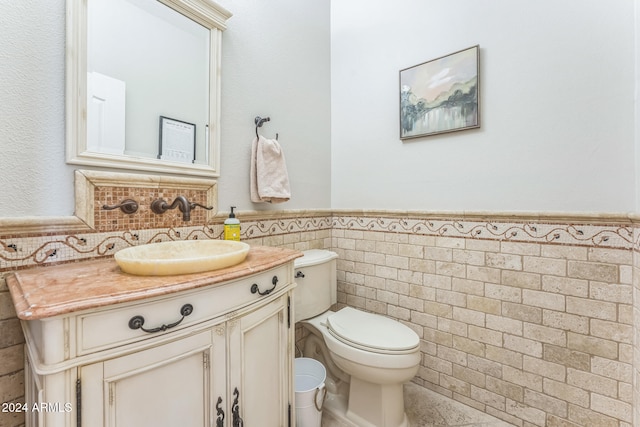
[76,265,289,355]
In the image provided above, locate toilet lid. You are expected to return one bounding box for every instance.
[326,307,420,353]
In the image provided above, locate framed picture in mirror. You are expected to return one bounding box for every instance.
[159,116,196,164]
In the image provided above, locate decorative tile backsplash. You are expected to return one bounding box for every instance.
[0,225,215,270]
[0,214,334,271]
[95,185,210,231]
[332,215,635,250]
[73,169,218,230]
[0,211,634,272]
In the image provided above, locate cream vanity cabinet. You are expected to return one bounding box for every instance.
[78,292,290,427]
[8,247,301,427]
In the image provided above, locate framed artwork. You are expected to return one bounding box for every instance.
[400,45,480,139]
[158,116,196,163]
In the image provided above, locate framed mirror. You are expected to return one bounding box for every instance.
[66,0,231,178]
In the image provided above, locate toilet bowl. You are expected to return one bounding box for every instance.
[294,250,421,427]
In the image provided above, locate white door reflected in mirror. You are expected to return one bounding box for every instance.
[87,71,126,155]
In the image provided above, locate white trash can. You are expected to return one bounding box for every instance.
[295,357,327,427]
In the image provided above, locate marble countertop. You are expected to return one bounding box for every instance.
[7,245,302,320]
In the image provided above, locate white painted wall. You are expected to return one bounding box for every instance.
[636,1,640,212]
[1,0,637,217]
[215,0,331,213]
[331,0,637,212]
[0,0,72,217]
[0,0,330,217]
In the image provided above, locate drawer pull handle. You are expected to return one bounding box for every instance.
[250,275,278,296]
[128,304,193,333]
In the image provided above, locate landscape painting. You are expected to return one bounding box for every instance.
[400,45,480,139]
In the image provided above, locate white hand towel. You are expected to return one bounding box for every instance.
[250,135,291,203]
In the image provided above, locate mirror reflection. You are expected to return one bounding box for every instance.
[66,0,231,177]
[88,0,210,164]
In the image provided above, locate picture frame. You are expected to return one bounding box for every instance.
[400,45,480,139]
[158,116,196,163]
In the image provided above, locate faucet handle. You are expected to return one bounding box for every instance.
[190,202,214,211]
[150,199,170,215]
[102,199,139,214]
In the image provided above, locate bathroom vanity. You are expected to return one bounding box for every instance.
[6,245,301,427]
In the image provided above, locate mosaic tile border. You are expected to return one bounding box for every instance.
[0,226,219,271]
[0,211,636,272]
[0,214,332,271]
[243,215,332,239]
[332,215,635,250]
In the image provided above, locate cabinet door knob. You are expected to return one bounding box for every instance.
[128,303,193,333]
[250,276,278,296]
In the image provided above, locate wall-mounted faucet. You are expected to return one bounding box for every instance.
[150,196,213,221]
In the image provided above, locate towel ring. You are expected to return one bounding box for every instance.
[255,116,278,140]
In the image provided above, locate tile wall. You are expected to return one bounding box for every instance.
[633,250,640,427]
[1,208,639,427]
[331,213,636,427]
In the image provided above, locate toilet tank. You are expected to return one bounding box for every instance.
[293,249,338,323]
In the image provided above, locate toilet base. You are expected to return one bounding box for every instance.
[321,383,409,427]
[346,377,409,427]
[322,390,355,426]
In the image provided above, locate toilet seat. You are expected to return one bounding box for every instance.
[326,307,420,355]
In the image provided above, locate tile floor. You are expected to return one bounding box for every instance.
[321,382,513,427]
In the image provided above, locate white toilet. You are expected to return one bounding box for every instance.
[294,250,421,427]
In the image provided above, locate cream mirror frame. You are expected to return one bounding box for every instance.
[66,0,231,178]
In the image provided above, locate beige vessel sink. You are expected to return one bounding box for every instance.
[114,240,251,276]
